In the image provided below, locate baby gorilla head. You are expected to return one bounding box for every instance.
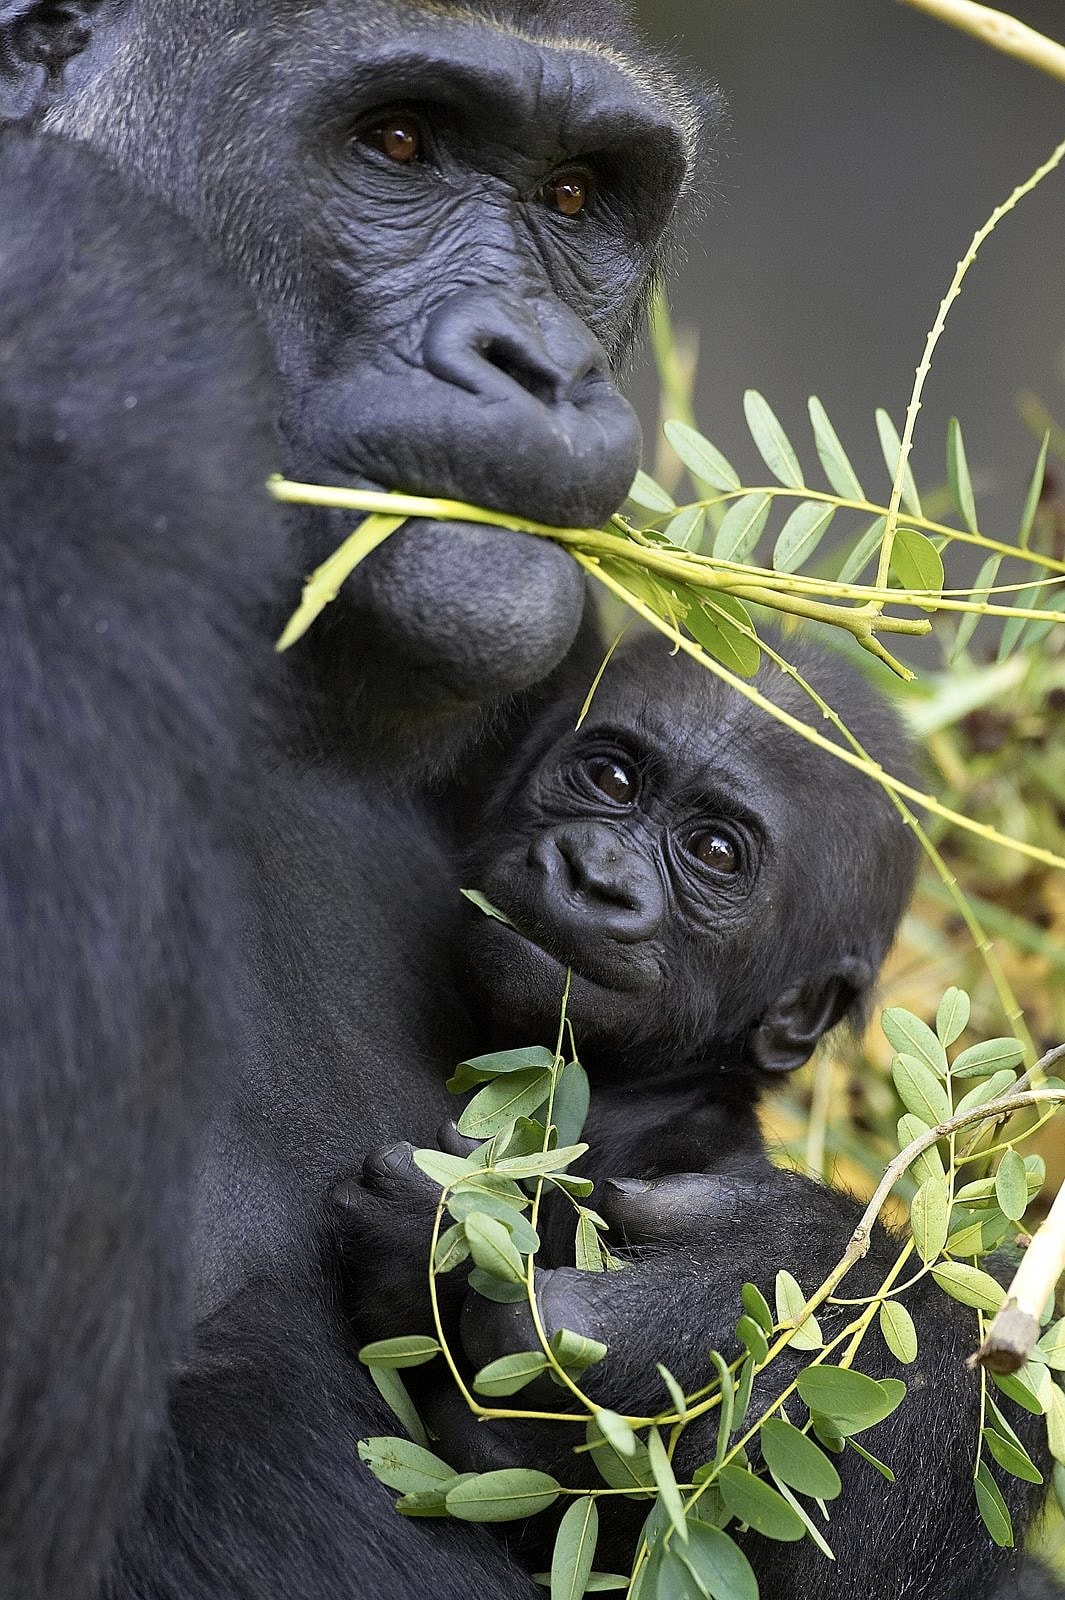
[462,630,919,1079]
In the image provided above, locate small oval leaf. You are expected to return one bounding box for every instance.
[744,390,805,488]
[717,1465,805,1541]
[911,1174,951,1263]
[446,1469,561,1523]
[936,987,971,1049]
[995,1149,1029,1223]
[879,1300,919,1364]
[712,493,772,564]
[628,470,676,513]
[772,500,836,573]
[551,1496,600,1600]
[808,395,866,501]
[759,1417,842,1500]
[930,1262,1006,1313]
[664,420,741,492]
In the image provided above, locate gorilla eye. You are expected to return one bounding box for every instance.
[587,758,637,804]
[686,830,740,874]
[542,169,592,217]
[362,116,423,164]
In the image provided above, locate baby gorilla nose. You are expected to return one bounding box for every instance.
[529,820,663,944]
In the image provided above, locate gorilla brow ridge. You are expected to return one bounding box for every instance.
[407,0,703,174]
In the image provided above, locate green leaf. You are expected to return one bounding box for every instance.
[396,1472,476,1517]
[277,513,406,649]
[717,1464,805,1541]
[1035,1318,1065,1372]
[994,1367,1050,1419]
[358,1335,442,1370]
[910,1174,951,1263]
[808,395,866,501]
[772,500,836,573]
[883,1008,949,1076]
[951,555,1001,661]
[586,1416,655,1497]
[879,1301,918,1364]
[412,1149,478,1188]
[796,1367,906,1432]
[670,1522,759,1600]
[595,1409,638,1458]
[983,1427,1043,1485]
[708,1350,735,1470]
[975,1460,1015,1548]
[358,1436,457,1494]
[457,1068,554,1138]
[930,1262,1005,1313]
[464,1213,527,1283]
[712,493,772,564]
[741,1282,773,1334]
[575,1210,605,1272]
[892,1053,950,1126]
[744,390,805,488]
[494,1143,588,1177]
[647,1427,688,1543]
[768,1474,837,1562]
[547,1172,597,1201]
[664,420,741,492]
[946,417,978,532]
[774,1269,823,1351]
[433,1223,472,1274]
[368,1365,429,1448]
[460,888,516,927]
[836,516,886,584]
[895,1113,944,1187]
[1017,431,1050,549]
[759,1417,842,1500]
[551,1327,608,1372]
[935,987,971,1048]
[950,1038,1024,1078]
[945,1211,1012,1258]
[628,470,676,513]
[446,1469,561,1523]
[551,1497,600,1600]
[468,1267,527,1303]
[875,409,922,517]
[733,1355,756,1431]
[448,1045,557,1095]
[551,1060,592,1148]
[1047,1383,1065,1460]
[684,592,762,679]
[657,1363,689,1420]
[954,1069,1017,1116]
[664,505,707,552]
[890,526,944,601]
[736,1314,769,1365]
[448,1190,538,1251]
[473,1351,550,1396]
[995,1149,1029,1223]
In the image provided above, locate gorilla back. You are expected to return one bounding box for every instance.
[0,129,282,1598]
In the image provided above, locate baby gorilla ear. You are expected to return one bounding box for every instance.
[748,956,873,1074]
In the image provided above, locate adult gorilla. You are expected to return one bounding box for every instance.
[0,4,1054,1600]
[2,3,700,1598]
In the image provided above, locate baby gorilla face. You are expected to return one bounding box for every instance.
[462,635,919,1078]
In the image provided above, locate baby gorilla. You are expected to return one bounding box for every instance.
[336,623,920,1342]
[333,631,1053,1596]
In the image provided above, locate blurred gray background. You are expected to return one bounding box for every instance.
[628,0,1065,541]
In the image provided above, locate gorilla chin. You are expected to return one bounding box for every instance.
[464,912,657,1055]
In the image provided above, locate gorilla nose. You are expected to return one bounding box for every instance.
[530,822,663,943]
[420,287,641,525]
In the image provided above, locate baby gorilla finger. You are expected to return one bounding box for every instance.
[600,1172,768,1247]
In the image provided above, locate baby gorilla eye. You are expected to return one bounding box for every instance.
[541,168,593,217]
[587,757,637,804]
[686,829,739,874]
[362,115,423,164]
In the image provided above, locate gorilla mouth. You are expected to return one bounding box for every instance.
[486,913,654,995]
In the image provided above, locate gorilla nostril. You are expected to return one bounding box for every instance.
[480,335,562,406]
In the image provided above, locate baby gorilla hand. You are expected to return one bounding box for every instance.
[329,1140,447,1344]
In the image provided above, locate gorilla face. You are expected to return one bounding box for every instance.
[463,635,919,1078]
[44,0,707,750]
